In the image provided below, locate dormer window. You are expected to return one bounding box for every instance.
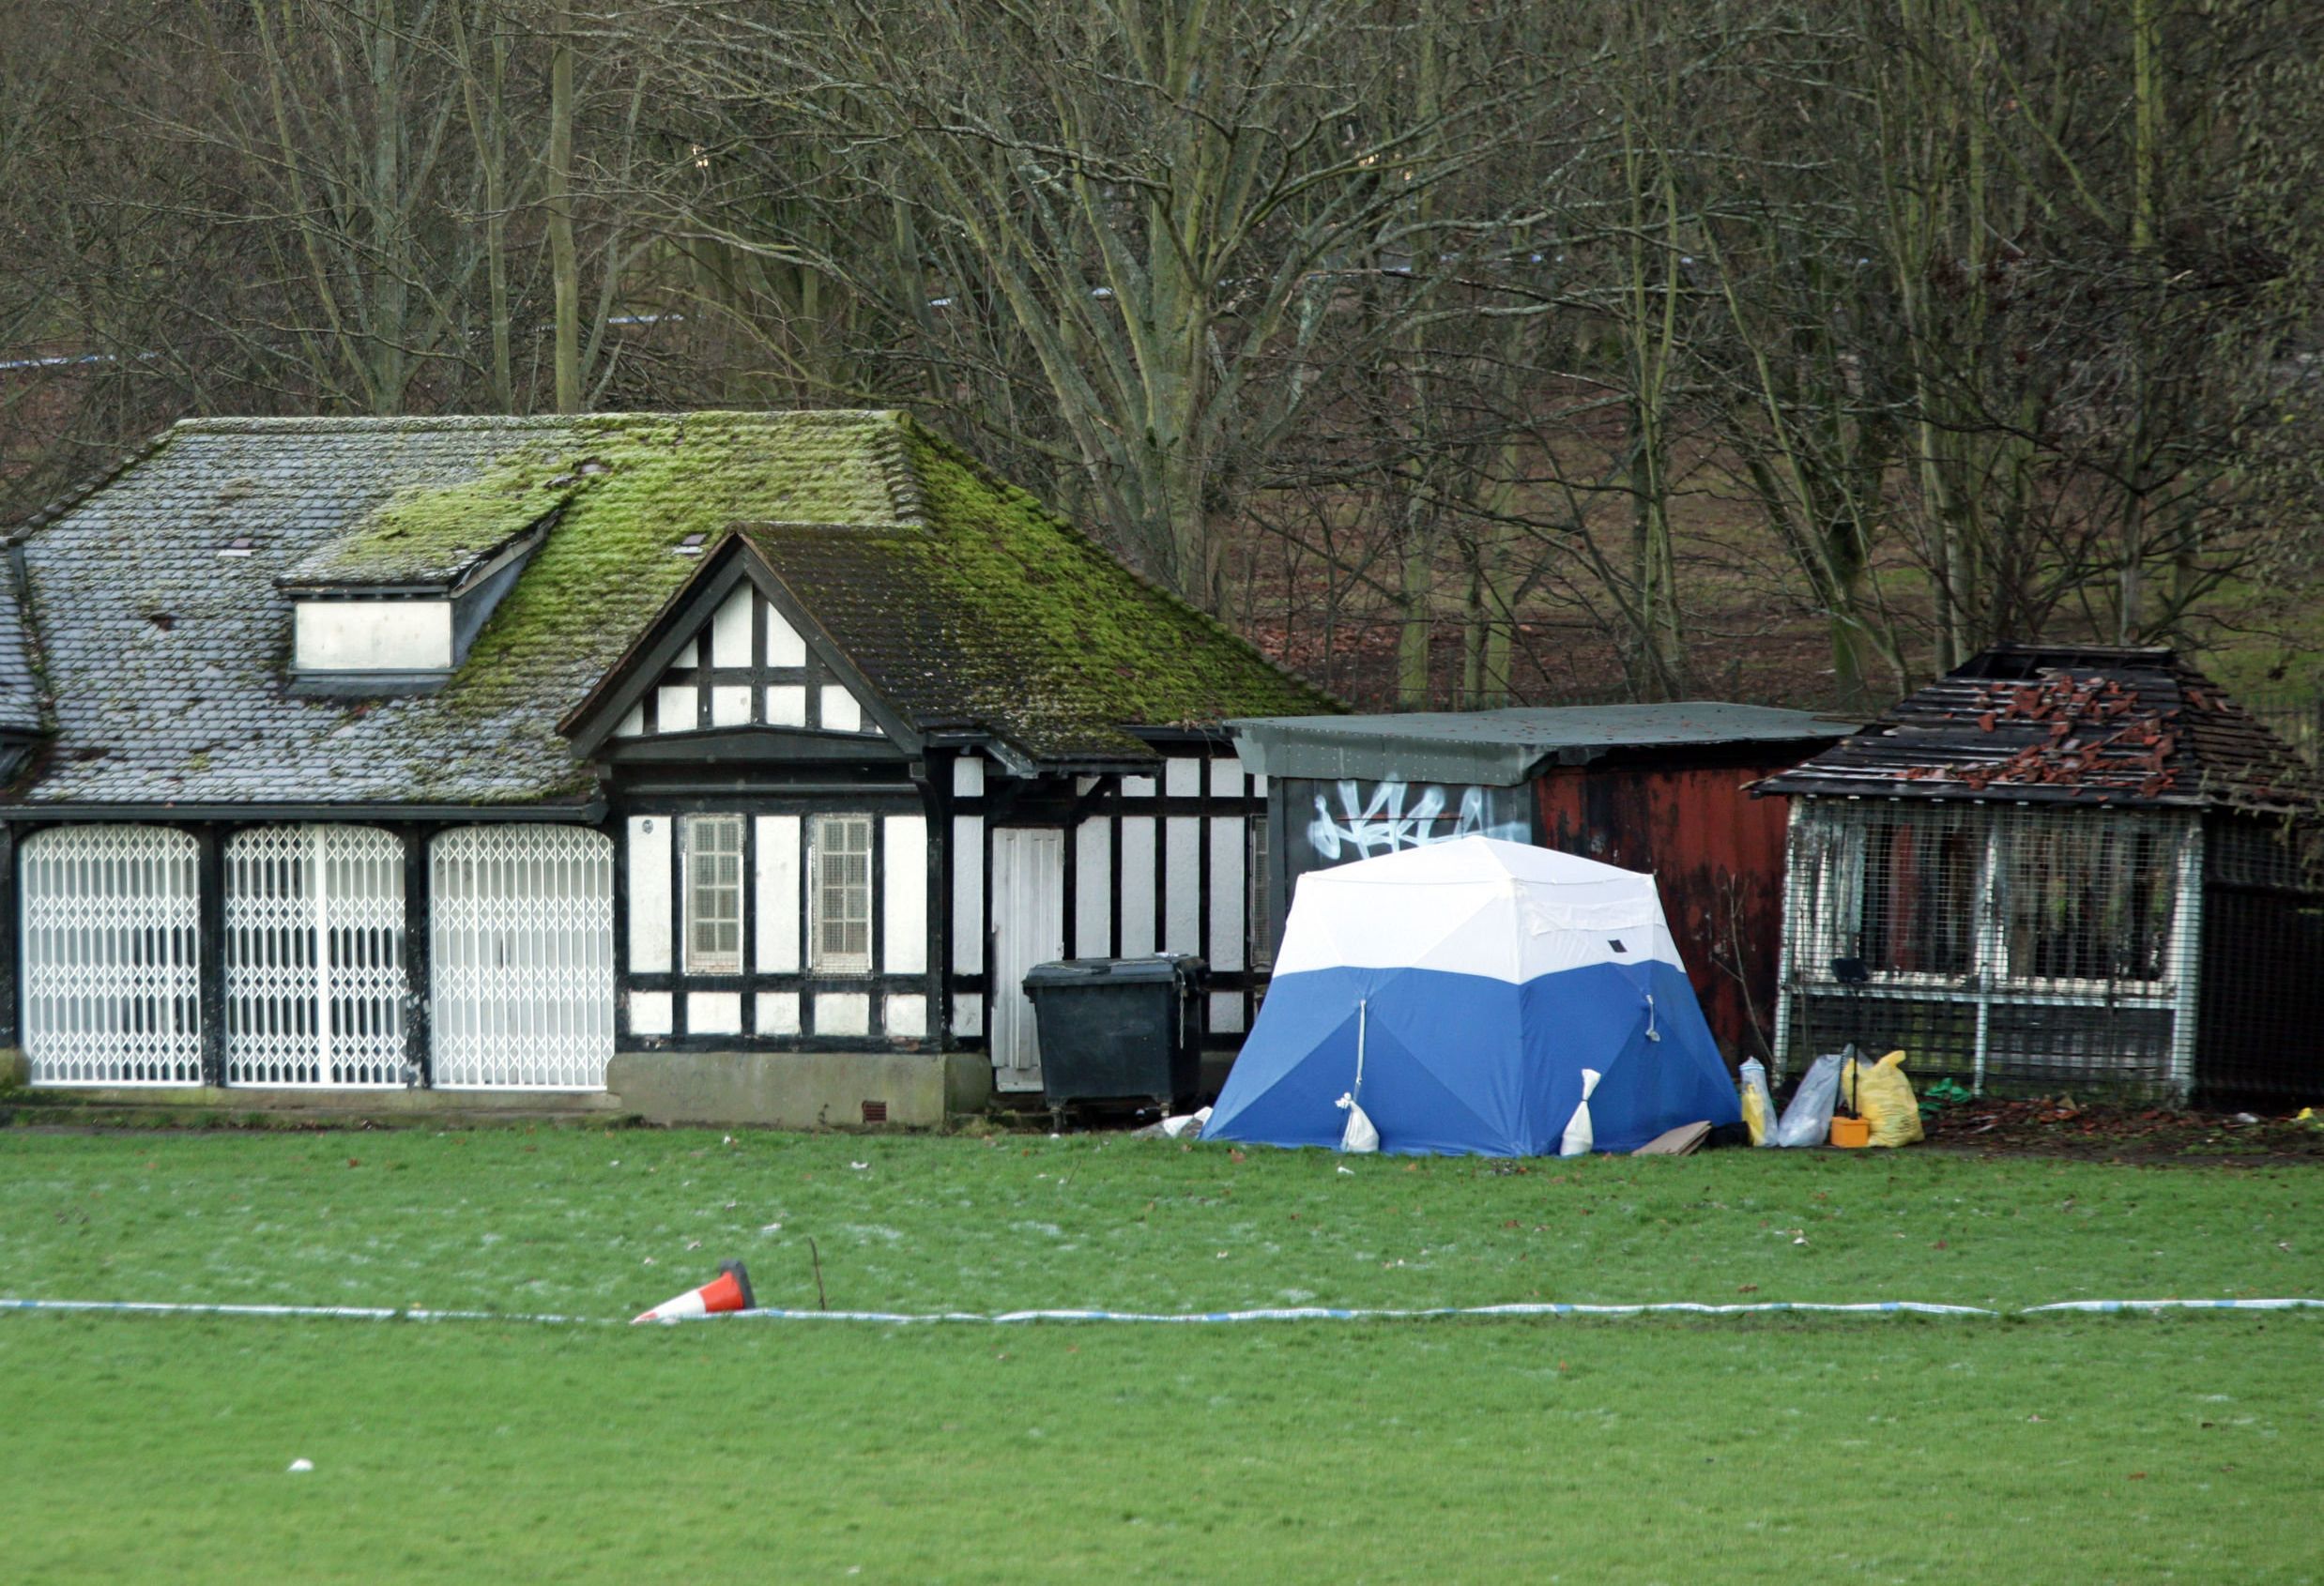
[217,537,256,558]
[276,478,570,694]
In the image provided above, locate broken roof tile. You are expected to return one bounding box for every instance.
[1759,644,2322,816]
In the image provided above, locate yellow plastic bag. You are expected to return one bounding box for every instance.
[1738,1058,1774,1146]
[1844,1049,1923,1148]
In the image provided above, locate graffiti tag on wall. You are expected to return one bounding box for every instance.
[1304,780,1530,862]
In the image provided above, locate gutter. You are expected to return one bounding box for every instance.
[0,800,607,824]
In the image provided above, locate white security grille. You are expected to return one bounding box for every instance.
[1778,801,2200,1095]
[22,825,203,1087]
[225,826,406,1089]
[431,825,614,1089]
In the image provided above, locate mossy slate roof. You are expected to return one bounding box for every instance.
[8,411,1332,806]
[739,427,1335,763]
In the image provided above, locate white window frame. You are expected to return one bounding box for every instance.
[809,814,875,975]
[1247,816,1275,975]
[683,814,745,975]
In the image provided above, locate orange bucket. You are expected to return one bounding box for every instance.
[1828,1116,1871,1149]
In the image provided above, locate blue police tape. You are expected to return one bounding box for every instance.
[7,1294,2321,1325]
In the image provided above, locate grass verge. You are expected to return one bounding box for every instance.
[1,1129,2316,1318]
[3,1130,2317,1581]
[2,1313,2316,1582]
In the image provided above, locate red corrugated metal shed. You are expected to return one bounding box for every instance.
[1536,754,1810,1067]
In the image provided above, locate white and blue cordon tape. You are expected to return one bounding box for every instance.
[4,1294,2320,1327]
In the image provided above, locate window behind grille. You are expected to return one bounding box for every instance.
[810,814,874,974]
[1996,816,2176,983]
[1857,812,1977,976]
[684,815,744,974]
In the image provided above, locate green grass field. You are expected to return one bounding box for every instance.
[4,1128,2319,1581]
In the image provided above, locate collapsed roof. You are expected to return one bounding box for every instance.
[1757,645,2321,816]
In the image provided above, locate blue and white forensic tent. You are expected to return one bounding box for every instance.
[1203,837,1740,1155]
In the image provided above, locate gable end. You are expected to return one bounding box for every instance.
[562,533,919,757]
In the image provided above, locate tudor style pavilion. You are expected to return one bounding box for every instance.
[0,412,1334,1123]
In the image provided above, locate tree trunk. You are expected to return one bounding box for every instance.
[548,4,580,415]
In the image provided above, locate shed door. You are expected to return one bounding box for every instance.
[988,827,1064,1091]
[430,826,614,1090]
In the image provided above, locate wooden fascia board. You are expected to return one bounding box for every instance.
[600,726,913,765]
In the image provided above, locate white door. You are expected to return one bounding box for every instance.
[988,827,1064,1092]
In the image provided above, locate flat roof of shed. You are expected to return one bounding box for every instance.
[1229,703,1859,786]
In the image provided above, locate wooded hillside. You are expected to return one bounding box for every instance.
[5,0,2320,719]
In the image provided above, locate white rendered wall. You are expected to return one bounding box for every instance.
[951,814,985,974]
[816,993,871,1036]
[1117,815,1156,955]
[1075,816,1112,957]
[294,601,453,672]
[820,684,864,733]
[627,815,672,972]
[763,603,807,666]
[710,586,754,665]
[756,815,802,972]
[1164,814,1201,953]
[687,991,742,1035]
[882,815,927,974]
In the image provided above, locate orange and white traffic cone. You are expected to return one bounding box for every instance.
[632,1260,756,1324]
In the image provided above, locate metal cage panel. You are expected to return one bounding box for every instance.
[1776,800,2201,1097]
[430,825,614,1090]
[22,825,204,1086]
[224,825,406,1089]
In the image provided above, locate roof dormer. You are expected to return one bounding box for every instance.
[277,477,572,694]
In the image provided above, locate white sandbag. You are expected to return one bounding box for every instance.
[1160,1106,1212,1140]
[1774,1052,1845,1148]
[1559,1068,1601,1157]
[1336,1092,1380,1153]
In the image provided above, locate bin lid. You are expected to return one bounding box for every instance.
[1024,953,1206,987]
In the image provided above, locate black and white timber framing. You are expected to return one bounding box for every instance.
[577,567,1265,1087]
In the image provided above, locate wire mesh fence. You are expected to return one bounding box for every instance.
[2238,687,2323,769]
[1775,798,2324,1104]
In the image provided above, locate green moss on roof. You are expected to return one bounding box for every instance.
[411,412,911,790]
[13,405,1333,808]
[285,471,574,587]
[732,422,1337,761]
[903,426,1336,730]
